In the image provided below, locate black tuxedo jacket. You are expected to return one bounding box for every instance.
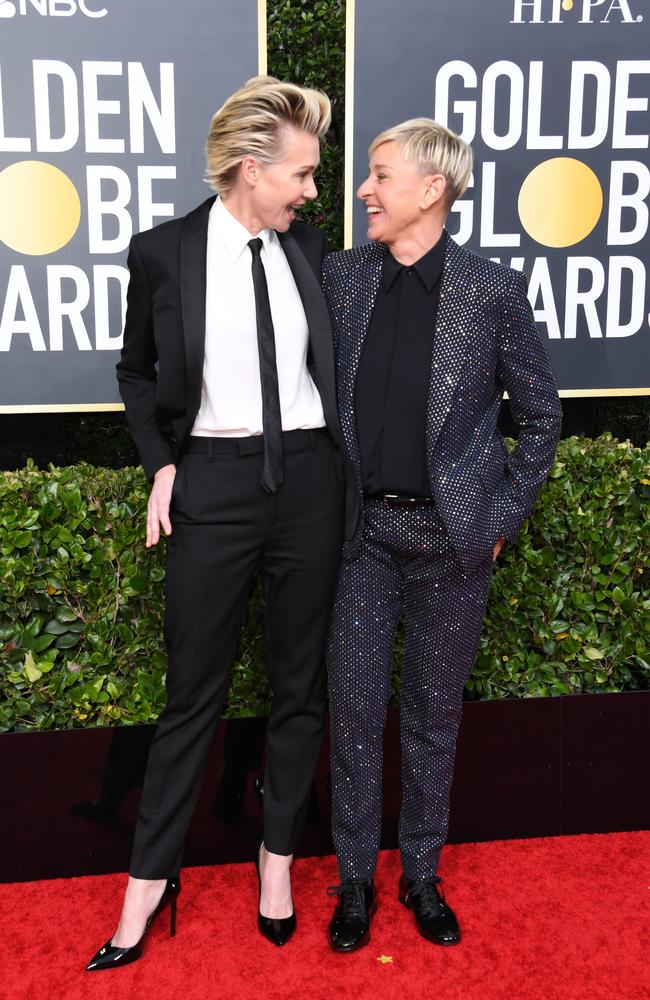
[322,232,563,573]
[117,195,347,491]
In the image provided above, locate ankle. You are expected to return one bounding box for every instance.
[127,876,166,893]
[261,845,293,868]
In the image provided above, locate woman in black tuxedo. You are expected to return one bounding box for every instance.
[87,76,346,969]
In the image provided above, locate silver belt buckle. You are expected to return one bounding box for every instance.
[384,493,417,506]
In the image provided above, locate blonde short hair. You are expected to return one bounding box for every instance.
[205,75,331,196]
[369,118,473,207]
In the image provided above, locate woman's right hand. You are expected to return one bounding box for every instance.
[146,464,176,547]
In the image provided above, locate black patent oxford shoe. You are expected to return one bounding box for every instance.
[328,879,377,952]
[86,877,180,971]
[256,846,296,946]
[398,874,460,946]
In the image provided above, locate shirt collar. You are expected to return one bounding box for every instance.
[210,196,275,261]
[382,231,446,292]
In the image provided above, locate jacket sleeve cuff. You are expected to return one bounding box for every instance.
[141,442,175,482]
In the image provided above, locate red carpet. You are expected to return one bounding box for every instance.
[2,832,648,1000]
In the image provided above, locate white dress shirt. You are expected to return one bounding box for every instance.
[191,197,326,437]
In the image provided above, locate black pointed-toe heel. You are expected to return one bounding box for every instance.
[86,876,180,972]
[256,845,296,946]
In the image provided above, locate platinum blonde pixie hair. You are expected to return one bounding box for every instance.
[205,75,331,196]
[369,118,473,207]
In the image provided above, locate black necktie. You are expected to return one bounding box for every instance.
[248,237,284,493]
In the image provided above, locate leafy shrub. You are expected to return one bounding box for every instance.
[467,435,649,699]
[267,0,346,249]
[1,435,647,732]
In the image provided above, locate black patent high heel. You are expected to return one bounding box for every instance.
[86,877,180,971]
[256,844,296,946]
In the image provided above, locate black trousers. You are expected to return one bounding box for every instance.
[327,497,493,882]
[129,430,344,878]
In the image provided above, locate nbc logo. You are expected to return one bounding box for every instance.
[0,0,107,17]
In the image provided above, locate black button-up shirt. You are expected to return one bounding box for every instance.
[355,234,445,496]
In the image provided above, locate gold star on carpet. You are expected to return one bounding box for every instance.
[377,955,393,964]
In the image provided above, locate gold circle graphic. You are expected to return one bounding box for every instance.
[562,0,574,11]
[0,160,81,255]
[518,158,603,248]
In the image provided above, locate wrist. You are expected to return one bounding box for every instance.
[154,463,176,481]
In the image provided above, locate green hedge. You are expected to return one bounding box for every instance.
[268,0,346,249]
[0,435,648,732]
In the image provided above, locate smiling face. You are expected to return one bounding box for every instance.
[357,140,441,249]
[246,125,320,232]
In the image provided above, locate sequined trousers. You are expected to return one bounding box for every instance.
[327,497,494,882]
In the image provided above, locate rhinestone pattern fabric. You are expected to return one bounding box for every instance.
[322,232,561,882]
[327,499,493,881]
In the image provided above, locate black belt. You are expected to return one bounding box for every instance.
[364,492,435,507]
[184,428,328,458]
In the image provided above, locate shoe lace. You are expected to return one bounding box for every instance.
[406,875,444,915]
[327,881,368,917]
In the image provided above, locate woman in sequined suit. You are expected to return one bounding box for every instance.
[324,118,562,952]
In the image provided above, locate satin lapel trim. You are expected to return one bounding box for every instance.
[278,230,339,435]
[180,197,214,424]
[426,233,477,458]
[338,244,386,479]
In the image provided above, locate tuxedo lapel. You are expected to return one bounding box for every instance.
[337,244,386,483]
[426,233,477,461]
[180,196,215,426]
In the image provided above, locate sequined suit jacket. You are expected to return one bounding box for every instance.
[322,232,562,573]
